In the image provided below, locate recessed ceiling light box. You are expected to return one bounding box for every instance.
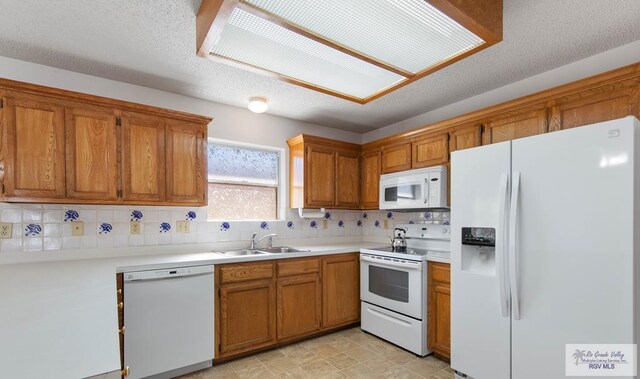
[197,0,502,103]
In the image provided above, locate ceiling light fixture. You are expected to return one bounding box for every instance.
[248,97,268,113]
[197,0,502,104]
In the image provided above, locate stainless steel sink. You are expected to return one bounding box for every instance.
[257,246,309,254]
[214,249,270,256]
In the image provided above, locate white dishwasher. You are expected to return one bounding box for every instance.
[124,265,214,379]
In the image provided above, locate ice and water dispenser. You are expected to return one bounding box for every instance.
[461,227,496,275]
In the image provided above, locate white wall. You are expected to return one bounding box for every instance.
[0,56,361,147]
[363,39,640,143]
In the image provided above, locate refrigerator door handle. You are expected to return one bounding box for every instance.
[497,172,510,317]
[509,171,521,320]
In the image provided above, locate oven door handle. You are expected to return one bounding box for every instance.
[360,255,423,270]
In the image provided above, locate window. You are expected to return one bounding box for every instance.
[207,141,280,220]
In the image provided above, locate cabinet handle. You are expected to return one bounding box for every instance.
[121,366,130,377]
[117,302,123,310]
[119,326,125,335]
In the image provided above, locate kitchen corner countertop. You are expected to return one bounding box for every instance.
[0,241,385,379]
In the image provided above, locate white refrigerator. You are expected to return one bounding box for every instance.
[450,116,640,379]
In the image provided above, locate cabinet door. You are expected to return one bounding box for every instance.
[219,279,276,356]
[277,274,321,341]
[361,150,381,209]
[322,253,360,329]
[305,144,335,207]
[548,83,639,131]
[381,142,411,173]
[449,125,482,152]
[2,93,65,199]
[335,150,360,208]
[482,109,547,144]
[121,112,165,202]
[65,106,118,200]
[428,262,451,360]
[412,133,449,168]
[165,119,206,204]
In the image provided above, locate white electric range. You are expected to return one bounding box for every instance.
[360,223,450,356]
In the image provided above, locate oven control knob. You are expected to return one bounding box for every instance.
[442,228,448,233]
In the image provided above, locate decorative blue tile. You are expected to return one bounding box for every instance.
[286,221,294,229]
[160,222,171,233]
[374,220,381,228]
[24,224,42,237]
[337,220,345,228]
[186,211,197,221]
[425,212,434,220]
[443,220,450,225]
[130,210,143,221]
[386,212,394,220]
[310,220,318,229]
[220,222,230,231]
[324,212,332,220]
[260,221,269,230]
[64,210,79,222]
[99,223,113,234]
[356,220,363,227]
[409,221,415,224]
[362,212,368,219]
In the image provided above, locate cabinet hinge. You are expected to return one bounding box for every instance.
[0,99,3,109]
[1,184,4,194]
[480,125,485,134]
[116,117,122,127]
[117,189,122,197]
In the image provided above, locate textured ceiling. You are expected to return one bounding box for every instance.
[0,0,639,133]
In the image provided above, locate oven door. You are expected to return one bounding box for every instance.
[360,254,424,319]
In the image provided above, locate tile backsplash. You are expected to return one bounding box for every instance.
[0,203,449,253]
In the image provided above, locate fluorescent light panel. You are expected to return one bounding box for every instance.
[211,8,405,99]
[245,0,485,74]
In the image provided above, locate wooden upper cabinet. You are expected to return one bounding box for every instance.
[65,106,118,200]
[412,133,449,168]
[306,144,335,208]
[322,253,360,329]
[165,119,206,204]
[449,125,482,152]
[287,134,361,209]
[482,109,548,144]
[1,93,66,199]
[381,142,411,174]
[335,150,360,208]
[548,82,639,132]
[361,149,381,209]
[121,112,166,202]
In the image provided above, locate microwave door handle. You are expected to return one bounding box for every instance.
[424,178,429,205]
[360,255,423,271]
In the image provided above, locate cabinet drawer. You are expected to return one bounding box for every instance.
[277,258,320,277]
[220,262,274,284]
[430,262,450,284]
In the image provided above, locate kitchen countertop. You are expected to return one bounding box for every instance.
[0,240,385,379]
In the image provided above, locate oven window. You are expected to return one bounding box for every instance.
[368,266,409,303]
[384,184,420,202]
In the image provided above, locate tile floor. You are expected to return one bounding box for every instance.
[180,327,453,379]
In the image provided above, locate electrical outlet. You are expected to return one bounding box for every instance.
[0,223,12,239]
[176,221,190,233]
[130,221,141,235]
[322,219,328,230]
[71,221,84,236]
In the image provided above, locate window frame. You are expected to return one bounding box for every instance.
[207,138,285,221]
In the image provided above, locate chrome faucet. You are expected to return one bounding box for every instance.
[251,233,278,249]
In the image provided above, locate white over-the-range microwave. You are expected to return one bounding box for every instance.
[379,166,448,211]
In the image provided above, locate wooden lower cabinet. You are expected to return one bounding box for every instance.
[216,253,360,359]
[427,262,451,360]
[277,274,322,341]
[322,253,360,329]
[219,279,277,356]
